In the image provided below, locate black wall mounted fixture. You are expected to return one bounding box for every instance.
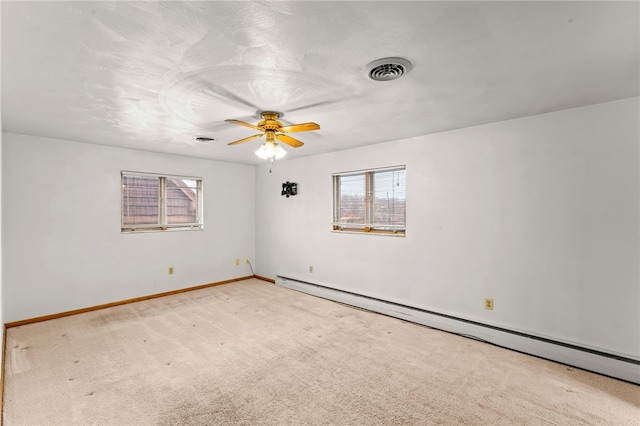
[281,181,298,197]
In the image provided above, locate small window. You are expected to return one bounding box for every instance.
[332,166,406,235]
[121,172,203,232]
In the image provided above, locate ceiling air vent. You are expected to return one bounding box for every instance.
[365,57,413,82]
[193,136,215,142]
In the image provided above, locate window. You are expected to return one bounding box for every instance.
[332,166,406,235]
[121,172,203,232]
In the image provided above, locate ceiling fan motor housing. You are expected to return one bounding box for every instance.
[258,112,282,130]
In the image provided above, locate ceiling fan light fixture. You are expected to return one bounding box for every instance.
[255,141,286,160]
[365,57,413,81]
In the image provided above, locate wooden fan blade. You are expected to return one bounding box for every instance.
[279,122,320,133]
[276,133,304,148]
[225,119,262,131]
[227,133,264,146]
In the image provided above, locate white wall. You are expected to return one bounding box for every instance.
[255,97,640,360]
[2,133,255,322]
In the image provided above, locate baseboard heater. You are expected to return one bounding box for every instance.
[276,275,640,385]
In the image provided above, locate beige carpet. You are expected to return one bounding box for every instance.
[3,278,639,425]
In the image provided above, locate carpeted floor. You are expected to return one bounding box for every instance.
[3,278,639,425]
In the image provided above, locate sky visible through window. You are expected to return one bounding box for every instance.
[340,170,406,199]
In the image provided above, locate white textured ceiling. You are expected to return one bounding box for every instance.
[2,1,639,165]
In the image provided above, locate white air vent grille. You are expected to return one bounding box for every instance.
[365,57,413,82]
[193,136,215,142]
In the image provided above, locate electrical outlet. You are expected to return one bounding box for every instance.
[245,258,250,264]
[309,266,313,273]
[484,298,494,310]
[168,267,174,275]
[235,258,240,266]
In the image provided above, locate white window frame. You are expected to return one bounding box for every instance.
[332,165,406,236]
[121,171,203,233]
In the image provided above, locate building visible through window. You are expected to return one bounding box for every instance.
[121,172,203,232]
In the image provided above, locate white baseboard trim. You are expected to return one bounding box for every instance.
[276,275,640,385]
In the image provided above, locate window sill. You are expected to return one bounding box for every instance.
[331,227,405,237]
[121,225,203,234]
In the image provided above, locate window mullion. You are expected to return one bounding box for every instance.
[365,172,373,229]
[160,177,167,225]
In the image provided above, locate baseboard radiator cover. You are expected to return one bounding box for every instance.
[276,275,640,385]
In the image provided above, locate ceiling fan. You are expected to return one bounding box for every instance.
[225,111,320,160]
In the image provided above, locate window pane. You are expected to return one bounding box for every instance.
[371,169,406,228]
[332,166,406,234]
[122,175,159,225]
[338,174,366,225]
[121,172,203,232]
[166,179,199,224]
